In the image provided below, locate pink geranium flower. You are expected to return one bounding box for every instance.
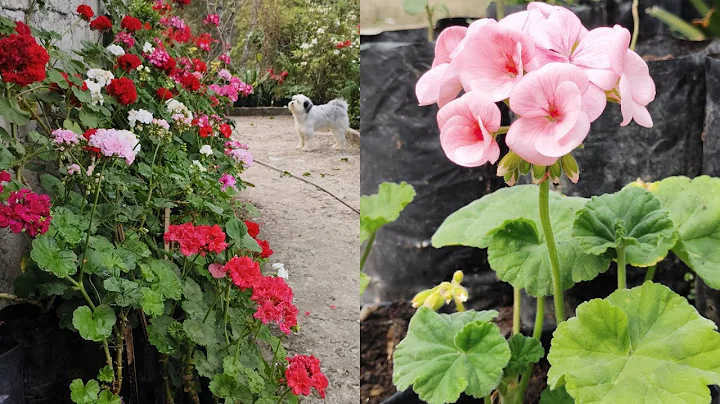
[452,24,535,102]
[415,26,467,106]
[436,91,501,167]
[608,25,655,128]
[208,262,226,278]
[219,173,236,191]
[507,63,593,165]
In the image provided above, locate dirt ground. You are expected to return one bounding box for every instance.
[231,115,360,403]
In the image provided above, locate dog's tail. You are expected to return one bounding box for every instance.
[328,98,348,110]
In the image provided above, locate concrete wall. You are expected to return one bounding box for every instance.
[0,0,100,305]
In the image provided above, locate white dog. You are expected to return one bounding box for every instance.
[288,94,351,151]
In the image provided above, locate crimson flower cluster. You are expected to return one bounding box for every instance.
[90,15,113,31]
[164,222,228,256]
[335,39,352,49]
[284,355,329,398]
[121,16,143,32]
[0,171,9,193]
[245,220,273,258]
[0,22,50,87]
[106,77,138,105]
[117,54,142,72]
[76,4,94,20]
[267,68,289,84]
[0,188,52,237]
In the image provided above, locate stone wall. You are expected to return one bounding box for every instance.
[0,1,100,305]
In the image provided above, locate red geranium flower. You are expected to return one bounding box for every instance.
[192,59,206,73]
[83,129,101,154]
[224,256,262,290]
[244,220,260,238]
[0,22,50,87]
[285,355,329,398]
[117,54,142,72]
[121,16,143,32]
[106,77,137,105]
[219,123,232,138]
[0,188,52,237]
[256,239,273,258]
[173,0,191,5]
[156,87,174,100]
[89,15,112,31]
[180,73,200,91]
[251,276,298,334]
[77,5,94,20]
[198,125,213,138]
[210,96,219,107]
[164,223,228,256]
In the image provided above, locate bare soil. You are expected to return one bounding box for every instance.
[231,116,360,403]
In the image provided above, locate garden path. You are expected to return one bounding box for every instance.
[231,116,360,403]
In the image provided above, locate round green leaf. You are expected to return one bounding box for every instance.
[140,288,165,317]
[432,185,585,249]
[392,307,508,404]
[645,176,720,288]
[487,218,611,297]
[360,181,415,243]
[69,379,100,404]
[505,333,545,378]
[72,305,115,342]
[31,234,78,278]
[548,282,720,404]
[573,186,676,267]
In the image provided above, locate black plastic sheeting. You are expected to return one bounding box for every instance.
[0,337,24,404]
[360,41,511,308]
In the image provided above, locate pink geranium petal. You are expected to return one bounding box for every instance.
[582,84,608,122]
[506,117,559,166]
[537,112,590,157]
[437,66,463,107]
[572,27,613,70]
[551,81,582,140]
[609,25,631,75]
[433,26,467,67]
[623,50,655,105]
[619,75,653,127]
[416,64,449,106]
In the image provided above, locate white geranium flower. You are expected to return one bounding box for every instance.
[192,160,207,172]
[128,109,154,127]
[199,145,213,156]
[333,49,340,55]
[316,27,325,34]
[273,263,288,279]
[143,42,155,53]
[311,38,317,45]
[86,69,115,87]
[300,62,308,67]
[106,44,125,56]
[84,80,104,105]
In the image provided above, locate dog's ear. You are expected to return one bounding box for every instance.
[303,100,313,113]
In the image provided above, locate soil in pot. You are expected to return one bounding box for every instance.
[361,302,551,404]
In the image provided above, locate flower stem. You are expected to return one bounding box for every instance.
[360,231,376,271]
[515,297,545,402]
[538,180,565,323]
[78,162,106,282]
[484,395,492,404]
[276,387,292,404]
[617,243,627,289]
[644,265,657,283]
[512,287,521,335]
[270,334,285,380]
[496,0,505,20]
[630,0,640,50]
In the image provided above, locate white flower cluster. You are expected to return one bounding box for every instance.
[143,42,155,54]
[128,109,153,127]
[199,145,213,156]
[84,68,115,106]
[106,44,125,56]
[166,99,192,120]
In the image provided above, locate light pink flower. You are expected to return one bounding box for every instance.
[67,164,81,175]
[114,31,135,48]
[208,262,226,278]
[452,24,535,102]
[51,129,80,146]
[507,63,593,165]
[88,129,141,165]
[436,91,501,167]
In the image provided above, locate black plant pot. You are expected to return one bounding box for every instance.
[0,337,25,404]
[272,97,291,107]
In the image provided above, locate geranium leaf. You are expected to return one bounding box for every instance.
[103,277,141,307]
[573,186,676,267]
[69,379,100,404]
[505,334,544,379]
[360,181,415,243]
[140,287,165,317]
[184,318,216,346]
[97,390,122,404]
[141,259,182,301]
[644,176,720,288]
[392,307,508,404]
[487,218,611,296]
[97,365,114,383]
[49,207,87,245]
[540,385,573,404]
[31,234,78,278]
[547,282,720,403]
[0,97,31,126]
[147,316,179,354]
[72,305,115,342]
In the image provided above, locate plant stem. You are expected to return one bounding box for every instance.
[514,297,545,402]
[276,387,292,404]
[161,354,174,403]
[360,231,376,271]
[270,334,285,381]
[223,279,232,343]
[496,0,505,20]
[78,162,106,281]
[646,6,706,41]
[115,313,126,393]
[425,4,434,42]
[484,395,492,404]
[103,342,113,378]
[512,287,521,335]
[631,0,640,50]
[644,265,657,283]
[538,180,565,323]
[617,243,627,289]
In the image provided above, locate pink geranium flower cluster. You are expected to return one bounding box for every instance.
[224,141,253,166]
[0,188,52,236]
[209,72,252,103]
[203,14,219,27]
[87,129,140,164]
[416,2,655,171]
[51,129,80,146]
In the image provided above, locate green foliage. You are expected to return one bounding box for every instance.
[72,305,116,342]
[548,282,720,403]
[69,379,100,404]
[360,181,416,243]
[393,307,508,403]
[504,334,544,379]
